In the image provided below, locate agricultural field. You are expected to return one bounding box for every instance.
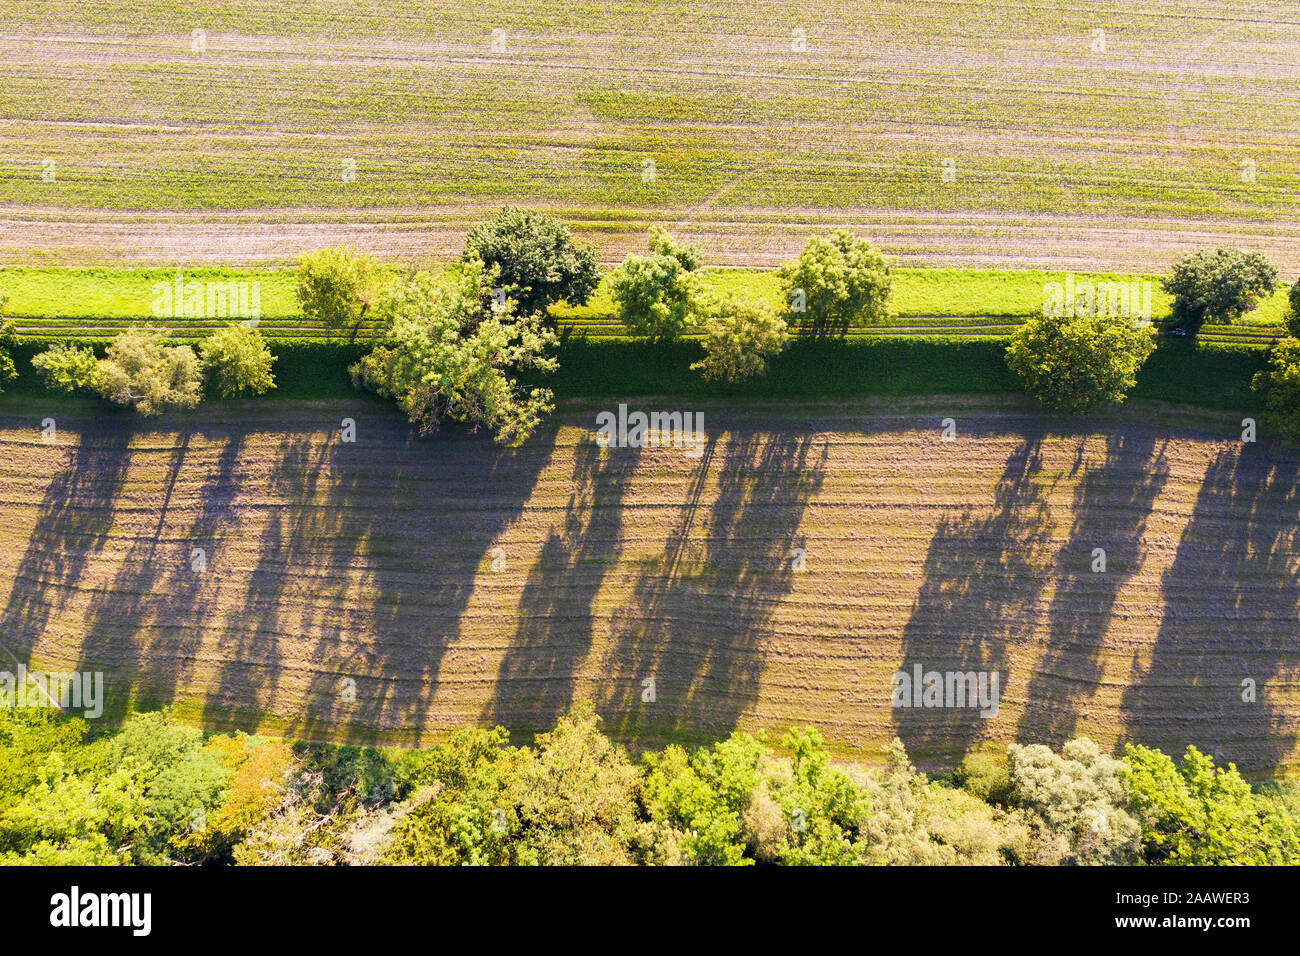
[0,0,1298,270]
[1,394,1295,775]
[1,0,1299,884]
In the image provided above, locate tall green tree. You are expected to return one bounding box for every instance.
[610,227,704,342]
[1285,279,1300,338]
[1161,248,1278,334]
[1123,744,1300,865]
[1252,337,1300,444]
[463,207,600,316]
[1007,738,1142,865]
[504,703,642,865]
[350,258,558,444]
[0,316,18,393]
[778,230,892,334]
[199,324,277,397]
[295,245,382,339]
[1005,309,1154,413]
[691,294,790,382]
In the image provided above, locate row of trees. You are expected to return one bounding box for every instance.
[1,213,1295,443]
[287,212,895,442]
[3,704,1296,866]
[25,324,276,415]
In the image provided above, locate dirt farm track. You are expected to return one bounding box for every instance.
[0,395,1295,774]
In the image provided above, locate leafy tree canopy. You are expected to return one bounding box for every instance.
[1252,337,1300,444]
[1005,309,1154,413]
[295,245,383,339]
[198,323,277,397]
[1161,248,1278,333]
[778,229,892,334]
[462,207,600,316]
[350,258,558,444]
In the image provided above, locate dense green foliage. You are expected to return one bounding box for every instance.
[33,326,203,415]
[691,294,790,382]
[1123,744,1300,865]
[1007,738,1142,865]
[295,245,383,339]
[0,709,289,865]
[778,230,892,333]
[1287,281,1300,338]
[1005,309,1156,413]
[1161,248,1278,334]
[462,207,600,317]
[610,227,705,342]
[198,324,277,398]
[350,259,558,444]
[3,706,1295,866]
[0,316,17,394]
[1252,337,1300,443]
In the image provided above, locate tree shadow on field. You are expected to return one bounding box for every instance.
[1122,445,1300,776]
[200,416,557,742]
[1015,432,1170,746]
[595,425,828,746]
[0,416,135,664]
[895,434,1054,765]
[70,428,201,717]
[484,439,640,736]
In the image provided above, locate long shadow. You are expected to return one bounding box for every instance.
[203,415,558,743]
[895,434,1054,764]
[1122,445,1300,776]
[70,428,196,718]
[3,402,554,740]
[595,423,828,746]
[484,439,639,736]
[0,415,135,663]
[1015,432,1170,745]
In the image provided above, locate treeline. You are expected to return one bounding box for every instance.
[2,705,1296,866]
[1,211,1296,443]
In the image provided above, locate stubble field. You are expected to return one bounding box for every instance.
[1,394,1295,774]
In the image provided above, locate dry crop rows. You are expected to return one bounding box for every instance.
[1,395,1295,773]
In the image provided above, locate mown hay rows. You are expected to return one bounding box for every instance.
[0,396,1296,772]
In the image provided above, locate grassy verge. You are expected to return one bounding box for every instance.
[4,265,1290,338]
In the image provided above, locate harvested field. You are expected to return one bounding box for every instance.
[1,1,1298,270]
[0,394,1295,774]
